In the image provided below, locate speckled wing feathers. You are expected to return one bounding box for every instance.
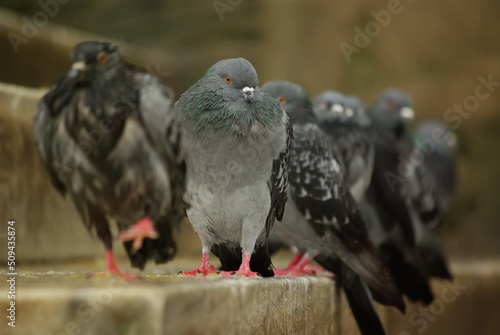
[265,116,293,236]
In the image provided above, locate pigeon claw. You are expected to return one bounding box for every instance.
[220,268,259,277]
[101,249,138,281]
[220,252,259,277]
[182,252,218,276]
[274,252,306,277]
[119,216,158,252]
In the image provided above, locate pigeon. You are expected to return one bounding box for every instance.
[344,95,371,128]
[368,88,452,297]
[175,58,292,277]
[313,89,435,303]
[313,91,374,204]
[263,81,405,335]
[33,41,186,279]
[413,121,458,212]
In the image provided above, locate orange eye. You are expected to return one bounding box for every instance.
[96,52,107,65]
[277,96,286,104]
[225,76,232,84]
[319,101,326,110]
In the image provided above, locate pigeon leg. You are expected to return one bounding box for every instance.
[182,251,218,276]
[89,210,137,280]
[274,252,305,276]
[287,253,330,276]
[119,216,158,252]
[221,251,258,277]
[104,249,137,280]
[288,254,316,276]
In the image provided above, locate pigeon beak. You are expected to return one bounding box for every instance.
[330,103,344,114]
[67,61,87,79]
[242,87,255,99]
[446,131,458,148]
[399,107,414,121]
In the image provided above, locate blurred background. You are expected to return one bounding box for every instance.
[0,0,499,263]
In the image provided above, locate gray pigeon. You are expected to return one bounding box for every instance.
[263,81,405,335]
[313,91,374,204]
[33,41,186,279]
[344,95,371,128]
[175,58,292,277]
[413,121,457,212]
[367,88,452,302]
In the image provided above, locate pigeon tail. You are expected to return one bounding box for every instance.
[379,241,434,304]
[339,263,387,335]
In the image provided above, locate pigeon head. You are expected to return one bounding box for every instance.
[68,41,121,81]
[262,81,310,109]
[204,58,258,98]
[313,91,347,123]
[344,95,371,127]
[370,88,414,135]
[262,81,315,123]
[177,58,282,137]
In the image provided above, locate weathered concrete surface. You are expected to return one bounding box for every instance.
[0,271,338,335]
[0,261,499,335]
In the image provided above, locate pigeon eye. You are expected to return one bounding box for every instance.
[225,76,232,84]
[277,97,286,104]
[96,52,107,65]
[319,101,327,110]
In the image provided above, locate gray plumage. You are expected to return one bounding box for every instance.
[263,81,404,314]
[413,121,457,212]
[176,58,291,277]
[345,95,371,128]
[365,88,452,302]
[33,41,185,272]
[313,91,375,204]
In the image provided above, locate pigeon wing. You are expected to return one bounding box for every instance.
[265,114,293,236]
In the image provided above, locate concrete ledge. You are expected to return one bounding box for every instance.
[0,273,338,335]
[1,261,499,335]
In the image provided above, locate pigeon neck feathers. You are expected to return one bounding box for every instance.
[177,58,283,139]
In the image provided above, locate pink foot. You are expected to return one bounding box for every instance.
[274,252,305,276]
[221,252,258,277]
[101,249,137,281]
[288,256,314,276]
[182,252,218,276]
[119,216,158,252]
